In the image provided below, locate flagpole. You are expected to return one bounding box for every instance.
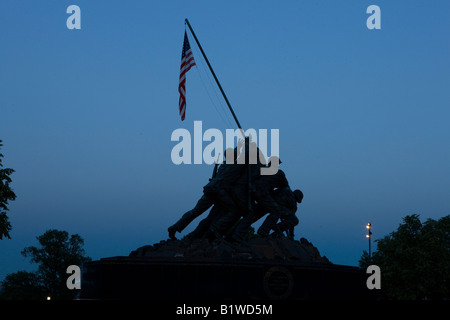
[185,19,253,218]
[185,19,244,136]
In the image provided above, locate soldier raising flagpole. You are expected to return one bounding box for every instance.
[171,20,303,242]
[180,19,253,220]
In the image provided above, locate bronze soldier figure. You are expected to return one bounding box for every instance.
[230,160,289,241]
[258,187,303,239]
[168,147,244,239]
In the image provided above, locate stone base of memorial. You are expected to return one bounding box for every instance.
[80,237,376,300]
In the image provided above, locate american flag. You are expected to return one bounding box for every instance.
[178,31,196,121]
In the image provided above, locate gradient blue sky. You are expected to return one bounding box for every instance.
[1,0,449,282]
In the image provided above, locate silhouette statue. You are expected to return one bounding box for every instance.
[168,137,303,242]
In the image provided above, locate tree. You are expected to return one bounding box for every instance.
[359,214,450,300]
[1,229,91,300]
[0,271,46,300]
[0,140,16,239]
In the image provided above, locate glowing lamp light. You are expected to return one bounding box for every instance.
[365,222,373,258]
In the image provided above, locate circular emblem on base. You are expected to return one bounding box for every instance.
[263,266,294,300]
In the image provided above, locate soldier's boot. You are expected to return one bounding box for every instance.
[257,230,269,238]
[257,225,270,237]
[257,214,278,237]
[287,227,295,240]
[168,225,178,240]
[204,226,222,241]
[274,219,289,233]
[211,226,223,240]
[271,224,284,238]
[276,215,298,239]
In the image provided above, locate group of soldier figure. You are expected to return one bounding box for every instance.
[168,138,303,242]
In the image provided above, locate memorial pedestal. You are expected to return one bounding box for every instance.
[80,237,376,300]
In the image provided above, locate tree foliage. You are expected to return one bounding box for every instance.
[360,214,450,300]
[0,271,46,300]
[1,229,91,300]
[0,140,16,239]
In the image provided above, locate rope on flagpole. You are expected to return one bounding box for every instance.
[184,18,245,139]
[189,36,235,128]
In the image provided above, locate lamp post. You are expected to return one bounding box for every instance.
[366,222,372,258]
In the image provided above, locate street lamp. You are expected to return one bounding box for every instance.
[366,222,372,258]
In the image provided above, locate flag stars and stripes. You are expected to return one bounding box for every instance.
[178,31,196,121]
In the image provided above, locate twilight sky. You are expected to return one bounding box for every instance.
[1,0,449,282]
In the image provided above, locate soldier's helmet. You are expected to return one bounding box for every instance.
[293,189,303,203]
